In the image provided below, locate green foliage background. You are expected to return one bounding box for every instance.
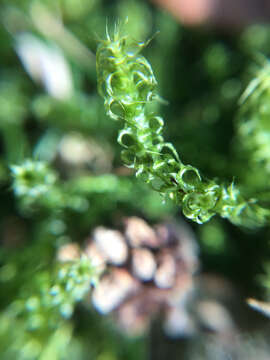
[1,0,270,359]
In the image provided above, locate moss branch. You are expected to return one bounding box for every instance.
[96,27,270,227]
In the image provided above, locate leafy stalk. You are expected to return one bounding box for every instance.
[96,27,270,227]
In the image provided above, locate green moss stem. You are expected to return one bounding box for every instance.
[97,28,270,227]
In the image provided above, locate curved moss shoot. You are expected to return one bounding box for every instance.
[96,26,270,227]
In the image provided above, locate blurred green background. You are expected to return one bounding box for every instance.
[1,0,270,359]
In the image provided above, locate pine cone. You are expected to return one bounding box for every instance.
[84,217,199,336]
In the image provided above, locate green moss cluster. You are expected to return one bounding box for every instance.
[97,28,270,226]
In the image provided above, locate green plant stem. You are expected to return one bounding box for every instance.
[96,27,270,227]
